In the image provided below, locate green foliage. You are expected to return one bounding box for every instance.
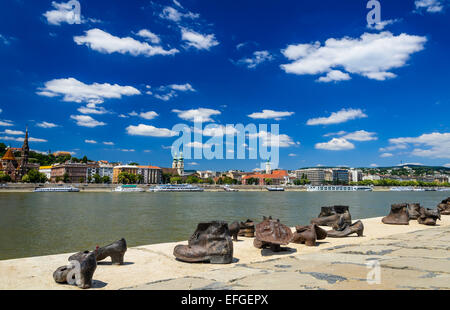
[216,176,237,185]
[101,176,111,184]
[186,175,201,184]
[21,169,48,183]
[264,178,273,185]
[118,172,138,184]
[63,172,69,183]
[246,177,259,185]
[170,176,182,184]
[0,172,12,182]
[93,173,102,184]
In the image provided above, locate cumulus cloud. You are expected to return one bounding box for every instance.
[103,141,114,145]
[126,124,177,137]
[237,50,273,69]
[0,136,47,143]
[315,138,355,151]
[172,108,221,122]
[2,129,24,135]
[181,28,219,50]
[194,125,239,137]
[169,83,195,92]
[387,132,450,159]
[159,6,199,22]
[248,110,294,120]
[36,121,59,128]
[70,115,106,127]
[342,130,377,141]
[415,0,445,13]
[248,131,299,148]
[74,29,179,57]
[317,70,351,83]
[151,83,195,101]
[281,32,426,81]
[0,120,13,126]
[77,104,110,115]
[37,77,140,104]
[43,1,82,25]
[85,139,97,144]
[139,111,159,120]
[367,19,400,31]
[307,108,367,126]
[380,152,393,158]
[136,29,161,44]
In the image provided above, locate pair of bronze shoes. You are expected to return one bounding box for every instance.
[228,219,255,241]
[310,206,352,227]
[417,207,441,225]
[327,219,364,238]
[382,203,441,226]
[253,216,292,252]
[53,238,127,289]
[173,221,234,264]
[437,197,450,215]
[291,224,327,246]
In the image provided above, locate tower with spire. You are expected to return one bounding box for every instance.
[19,127,30,177]
[177,152,184,176]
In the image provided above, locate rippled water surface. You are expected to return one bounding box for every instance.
[0,191,447,260]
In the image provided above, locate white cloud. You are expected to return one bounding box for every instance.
[181,28,219,50]
[380,152,393,158]
[443,163,450,168]
[387,132,450,159]
[248,131,299,148]
[189,162,199,166]
[139,111,159,120]
[43,1,82,25]
[85,139,97,144]
[37,77,140,104]
[77,105,110,115]
[186,141,212,149]
[367,19,400,30]
[415,0,445,13]
[136,29,160,44]
[288,153,297,157]
[317,70,351,83]
[237,50,273,69]
[169,83,195,92]
[342,130,377,141]
[159,6,199,22]
[370,163,378,167]
[36,121,59,128]
[194,125,239,137]
[118,114,129,118]
[152,83,195,101]
[154,91,177,101]
[172,108,221,122]
[0,136,47,143]
[2,129,24,135]
[323,131,347,137]
[74,29,179,57]
[281,32,426,81]
[126,124,177,137]
[306,108,367,126]
[248,110,294,120]
[120,149,135,152]
[103,141,114,145]
[70,115,106,127]
[379,144,407,152]
[128,111,138,117]
[0,120,13,126]
[315,138,355,151]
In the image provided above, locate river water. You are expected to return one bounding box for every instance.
[0,191,448,260]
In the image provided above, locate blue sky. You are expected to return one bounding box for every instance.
[0,0,449,171]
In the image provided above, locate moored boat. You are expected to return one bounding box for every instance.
[113,185,145,192]
[267,187,285,191]
[307,185,372,192]
[34,186,79,192]
[148,184,204,192]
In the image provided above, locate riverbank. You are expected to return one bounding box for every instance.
[0,183,427,192]
[1,215,449,290]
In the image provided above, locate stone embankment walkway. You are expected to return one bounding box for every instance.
[1,216,449,290]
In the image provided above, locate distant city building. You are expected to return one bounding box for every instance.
[51,163,88,183]
[53,151,72,157]
[349,169,363,183]
[324,169,333,182]
[172,152,184,176]
[225,170,246,181]
[295,168,325,186]
[196,170,218,179]
[86,163,114,181]
[362,174,381,181]
[242,170,289,185]
[39,166,52,180]
[112,165,161,184]
[332,169,349,184]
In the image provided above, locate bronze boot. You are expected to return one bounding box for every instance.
[437,197,450,215]
[382,203,409,225]
[327,220,364,238]
[311,205,352,227]
[55,251,97,289]
[173,221,233,264]
[417,207,441,226]
[95,238,127,265]
[253,216,293,252]
[238,219,255,237]
[407,203,421,220]
[291,223,327,246]
[228,221,240,241]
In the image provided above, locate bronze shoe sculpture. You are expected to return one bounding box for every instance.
[417,207,441,226]
[327,220,364,238]
[238,219,255,237]
[382,203,409,225]
[69,238,127,265]
[173,221,233,264]
[437,197,450,215]
[228,221,240,241]
[407,203,421,220]
[253,216,293,252]
[53,251,97,289]
[311,205,352,227]
[291,223,327,246]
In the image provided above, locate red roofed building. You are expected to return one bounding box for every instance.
[242,170,289,185]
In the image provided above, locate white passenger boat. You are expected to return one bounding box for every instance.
[113,185,145,192]
[223,185,239,192]
[390,187,413,191]
[267,187,285,191]
[148,184,204,192]
[307,185,372,192]
[34,186,79,192]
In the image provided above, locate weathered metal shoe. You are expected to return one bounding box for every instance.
[228,221,240,241]
[327,220,364,238]
[253,216,293,252]
[407,203,421,220]
[382,203,409,225]
[238,219,255,237]
[311,205,352,227]
[437,197,450,215]
[173,221,233,264]
[417,207,441,226]
[291,223,327,246]
[54,251,97,289]
[94,238,127,265]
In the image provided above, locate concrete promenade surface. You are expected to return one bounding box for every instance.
[0,216,449,290]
